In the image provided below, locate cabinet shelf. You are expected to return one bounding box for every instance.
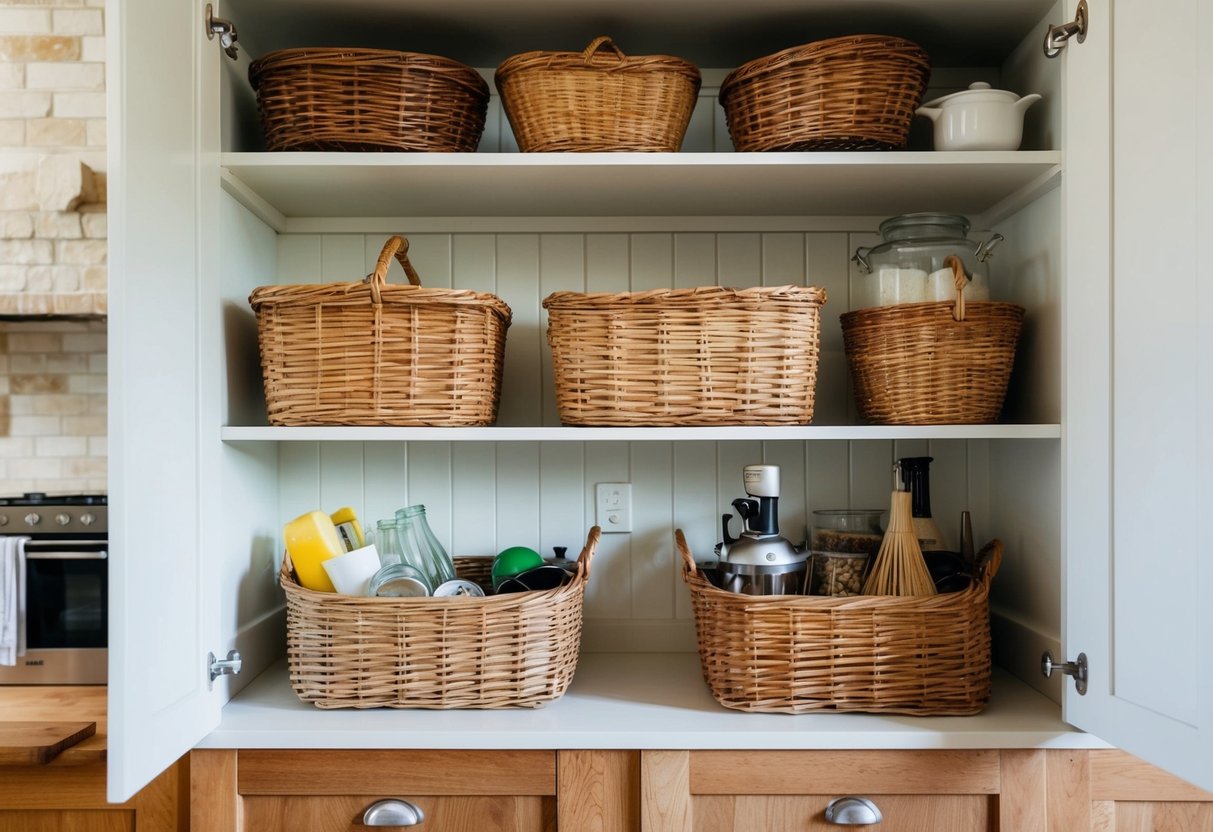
[220,151,1061,227]
[219,424,1062,442]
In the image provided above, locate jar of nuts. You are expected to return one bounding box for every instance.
[809,510,884,597]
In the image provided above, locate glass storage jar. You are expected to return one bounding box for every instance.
[809,510,884,596]
[852,213,1003,308]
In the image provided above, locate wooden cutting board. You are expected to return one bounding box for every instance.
[0,721,97,765]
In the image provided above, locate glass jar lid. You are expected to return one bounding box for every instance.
[878,212,972,243]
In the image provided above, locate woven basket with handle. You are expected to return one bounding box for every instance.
[841,258,1025,425]
[495,36,701,152]
[720,35,931,151]
[544,285,827,426]
[249,236,512,427]
[248,47,489,152]
[679,530,1001,715]
[283,527,599,709]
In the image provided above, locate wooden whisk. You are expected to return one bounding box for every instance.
[862,464,937,597]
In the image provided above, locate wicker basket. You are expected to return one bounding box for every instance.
[249,236,512,427]
[282,527,599,709]
[248,48,489,152]
[841,299,1025,425]
[544,285,827,426]
[678,530,1001,715]
[719,35,931,151]
[495,36,701,152]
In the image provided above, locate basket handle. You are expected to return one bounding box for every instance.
[975,539,1002,589]
[944,254,967,322]
[365,236,422,304]
[675,529,697,578]
[574,525,602,581]
[581,36,625,63]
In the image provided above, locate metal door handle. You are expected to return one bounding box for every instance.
[824,796,883,825]
[364,799,425,826]
[1041,651,1088,695]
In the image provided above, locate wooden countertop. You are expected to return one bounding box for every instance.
[0,687,106,765]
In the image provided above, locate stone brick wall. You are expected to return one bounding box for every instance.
[0,0,106,496]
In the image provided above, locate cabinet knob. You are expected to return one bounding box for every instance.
[364,799,425,826]
[824,796,883,825]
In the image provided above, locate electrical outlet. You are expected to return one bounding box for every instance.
[595,482,632,533]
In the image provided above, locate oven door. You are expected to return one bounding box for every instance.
[0,539,107,684]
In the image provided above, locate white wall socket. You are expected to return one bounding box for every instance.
[595,482,632,533]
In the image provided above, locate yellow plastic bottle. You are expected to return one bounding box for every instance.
[330,506,366,553]
[283,511,343,592]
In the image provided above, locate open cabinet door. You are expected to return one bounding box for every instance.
[1064,0,1213,791]
[106,0,222,802]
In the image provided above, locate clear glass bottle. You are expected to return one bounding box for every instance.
[852,213,1002,308]
[394,504,457,588]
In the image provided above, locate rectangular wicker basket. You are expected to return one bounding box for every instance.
[249,236,512,427]
[282,527,599,709]
[543,285,827,426]
[495,36,701,152]
[677,530,1000,715]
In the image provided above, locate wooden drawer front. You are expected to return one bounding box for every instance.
[238,750,556,796]
[689,750,1001,795]
[692,794,992,832]
[0,810,132,832]
[242,795,553,832]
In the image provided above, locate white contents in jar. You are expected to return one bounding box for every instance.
[876,267,926,306]
[966,276,990,301]
[927,267,960,302]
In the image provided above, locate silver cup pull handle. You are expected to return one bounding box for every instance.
[364,799,425,826]
[824,796,883,825]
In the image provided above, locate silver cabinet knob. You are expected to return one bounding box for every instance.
[364,799,425,826]
[55,513,71,526]
[824,796,883,825]
[80,513,96,526]
[23,513,40,527]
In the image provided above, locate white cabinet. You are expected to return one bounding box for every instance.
[106,0,1213,804]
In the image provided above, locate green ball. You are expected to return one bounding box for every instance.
[492,546,545,588]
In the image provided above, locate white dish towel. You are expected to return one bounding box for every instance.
[0,535,29,666]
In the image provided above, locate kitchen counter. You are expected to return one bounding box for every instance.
[198,652,1112,751]
[0,686,107,765]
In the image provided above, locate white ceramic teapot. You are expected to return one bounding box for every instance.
[916,82,1041,151]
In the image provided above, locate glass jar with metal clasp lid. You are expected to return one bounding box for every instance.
[851,213,1004,309]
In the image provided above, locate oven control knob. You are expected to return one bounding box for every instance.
[80,513,96,526]
[55,513,71,526]
[24,513,40,527]
[0,515,7,526]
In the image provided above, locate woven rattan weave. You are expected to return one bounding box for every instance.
[249,236,511,426]
[543,285,827,426]
[679,530,1000,715]
[248,47,489,152]
[841,300,1025,425]
[495,36,701,152]
[719,35,931,151]
[282,527,599,709]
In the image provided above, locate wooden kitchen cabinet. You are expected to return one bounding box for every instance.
[0,757,185,832]
[190,749,639,832]
[108,0,1211,810]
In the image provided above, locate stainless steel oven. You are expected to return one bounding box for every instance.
[0,493,107,684]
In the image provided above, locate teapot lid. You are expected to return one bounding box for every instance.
[920,81,1023,108]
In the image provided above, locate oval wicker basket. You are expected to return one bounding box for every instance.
[249,236,512,427]
[544,285,827,426]
[720,35,931,151]
[248,47,489,152]
[282,527,599,709]
[678,530,1001,715]
[841,299,1025,425]
[495,36,701,152]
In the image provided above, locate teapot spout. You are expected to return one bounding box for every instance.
[1014,93,1042,114]
[915,105,942,122]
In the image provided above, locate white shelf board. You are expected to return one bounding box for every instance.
[220,151,1061,222]
[197,652,1109,751]
[220,424,1062,442]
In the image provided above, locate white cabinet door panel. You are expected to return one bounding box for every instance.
[1065,0,1213,791]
